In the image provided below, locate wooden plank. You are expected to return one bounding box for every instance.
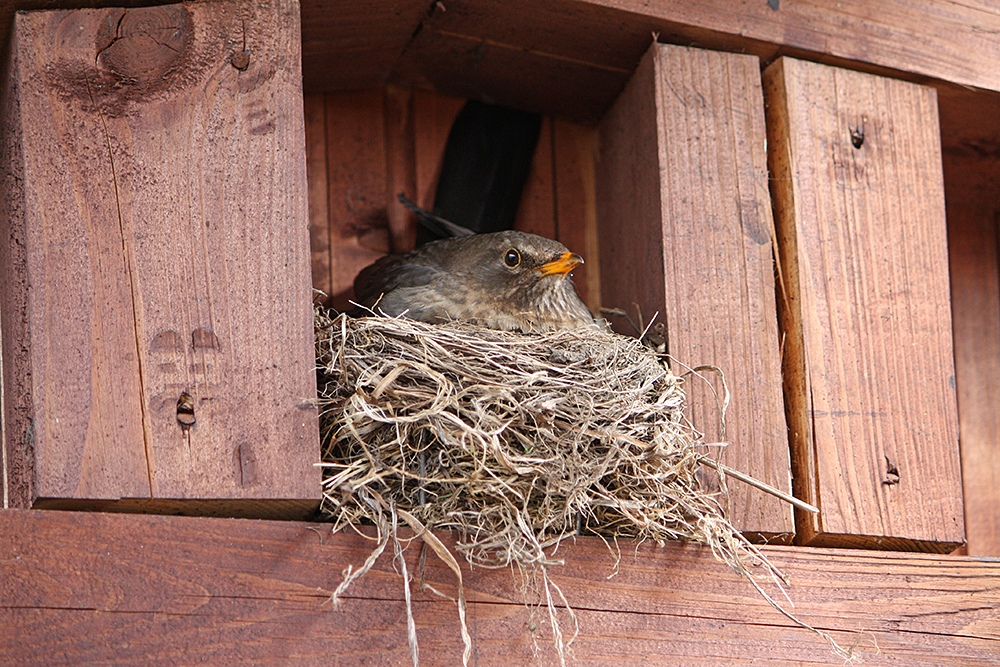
[323,90,391,311]
[940,87,1000,556]
[948,212,1000,556]
[383,85,418,254]
[763,57,963,551]
[552,119,600,311]
[304,93,332,300]
[0,24,33,510]
[6,1,1000,120]
[375,0,1000,122]
[513,116,557,239]
[412,89,466,211]
[1,509,999,665]
[2,1,319,515]
[596,44,792,539]
[390,16,628,123]
[299,0,428,92]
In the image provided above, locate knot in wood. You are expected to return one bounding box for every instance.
[96,6,190,82]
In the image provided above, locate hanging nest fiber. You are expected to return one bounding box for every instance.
[314,310,842,665]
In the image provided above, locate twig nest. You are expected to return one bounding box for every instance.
[314,311,848,663]
[316,311,740,568]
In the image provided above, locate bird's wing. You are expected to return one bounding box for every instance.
[353,256,445,309]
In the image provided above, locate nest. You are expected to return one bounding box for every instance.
[314,310,844,664]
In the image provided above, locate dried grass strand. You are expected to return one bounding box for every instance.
[315,311,847,661]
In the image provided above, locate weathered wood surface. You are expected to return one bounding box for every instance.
[311,89,598,312]
[319,89,393,311]
[1,1,319,514]
[597,44,792,540]
[764,57,963,552]
[304,93,333,299]
[941,88,1000,557]
[316,0,1000,122]
[8,0,1000,122]
[551,119,600,312]
[1,509,998,665]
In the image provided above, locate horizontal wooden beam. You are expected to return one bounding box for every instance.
[1,509,997,665]
[6,1,1000,122]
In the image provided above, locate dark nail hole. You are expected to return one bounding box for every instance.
[851,127,865,149]
[177,392,196,430]
[882,455,899,486]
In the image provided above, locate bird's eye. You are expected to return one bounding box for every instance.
[503,248,521,268]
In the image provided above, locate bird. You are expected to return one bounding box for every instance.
[353,231,594,332]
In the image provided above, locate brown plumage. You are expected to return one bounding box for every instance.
[353,231,594,332]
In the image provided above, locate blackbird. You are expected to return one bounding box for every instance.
[353,231,594,332]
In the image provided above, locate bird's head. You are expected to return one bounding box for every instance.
[431,231,589,329]
[446,230,583,291]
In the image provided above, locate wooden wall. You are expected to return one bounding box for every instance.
[305,89,600,313]
[2,0,1000,664]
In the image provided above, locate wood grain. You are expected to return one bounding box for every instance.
[764,57,963,551]
[322,90,392,310]
[299,0,428,92]
[597,43,792,539]
[0,24,33,510]
[383,85,418,254]
[512,116,557,240]
[2,1,319,514]
[1,509,998,665]
[941,89,1000,556]
[412,89,466,211]
[6,1,1000,123]
[304,93,332,300]
[358,0,1000,123]
[552,119,600,311]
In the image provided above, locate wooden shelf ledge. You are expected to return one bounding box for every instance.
[0,509,997,665]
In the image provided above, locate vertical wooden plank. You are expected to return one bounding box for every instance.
[304,93,332,300]
[412,90,465,211]
[948,211,1000,556]
[597,43,793,539]
[383,85,418,254]
[1,23,35,509]
[513,116,557,239]
[5,0,320,516]
[324,90,390,311]
[939,87,1000,557]
[764,57,963,551]
[553,119,600,311]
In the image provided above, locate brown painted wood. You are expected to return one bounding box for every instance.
[1,1,319,515]
[764,57,963,552]
[344,0,1000,123]
[949,212,1000,557]
[322,90,392,311]
[304,93,332,301]
[383,85,418,254]
[597,43,793,540]
[0,24,34,510]
[6,1,1000,123]
[299,0,429,92]
[941,88,1000,557]
[512,116,557,240]
[1,509,998,665]
[552,119,600,312]
[412,90,466,211]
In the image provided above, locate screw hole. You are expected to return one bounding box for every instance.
[850,127,865,149]
[177,392,196,430]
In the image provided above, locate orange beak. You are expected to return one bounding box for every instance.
[537,251,584,277]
